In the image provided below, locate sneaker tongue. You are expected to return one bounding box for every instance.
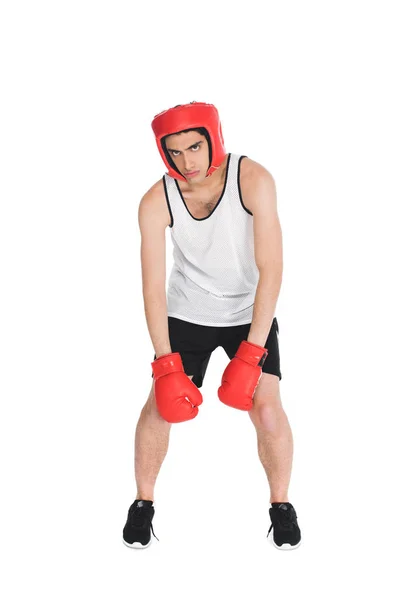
[137,500,153,508]
[272,502,291,510]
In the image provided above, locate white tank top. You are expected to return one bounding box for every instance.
[164,153,259,326]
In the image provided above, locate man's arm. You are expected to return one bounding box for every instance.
[138,186,172,358]
[246,166,283,347]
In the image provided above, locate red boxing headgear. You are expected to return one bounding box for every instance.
[151,101,226,182]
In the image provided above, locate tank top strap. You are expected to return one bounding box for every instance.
[225,153,248,198]
[225,152,239,182]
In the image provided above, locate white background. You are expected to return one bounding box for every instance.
[1,0,399,598]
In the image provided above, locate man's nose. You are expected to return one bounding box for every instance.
[183,153,195,169]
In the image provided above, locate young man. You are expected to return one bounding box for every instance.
[122,102,301,551]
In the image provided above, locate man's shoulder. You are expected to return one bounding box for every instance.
[239,157,275,198]
[240,156,273,181]
[142,177,166,201]
[139,178,171,229]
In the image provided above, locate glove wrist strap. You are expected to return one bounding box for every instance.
[151,352,184,379]
[236,340,268,368]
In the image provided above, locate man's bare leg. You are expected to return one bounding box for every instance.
[134,375,194,501]
[248,374,294,503]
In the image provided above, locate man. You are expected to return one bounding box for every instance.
[122,102,301,551]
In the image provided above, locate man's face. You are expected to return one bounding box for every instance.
[164,131,209,182]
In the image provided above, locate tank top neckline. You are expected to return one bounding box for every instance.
[172,153,232,222]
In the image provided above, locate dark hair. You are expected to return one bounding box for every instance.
[161,127,212,177]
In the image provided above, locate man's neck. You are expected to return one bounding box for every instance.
[184,154,228,192]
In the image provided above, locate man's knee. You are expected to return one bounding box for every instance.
[249,373,282,430]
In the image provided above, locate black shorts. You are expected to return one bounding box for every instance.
[151,316,282,388]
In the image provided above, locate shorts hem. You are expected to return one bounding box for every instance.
[261,371,282,381]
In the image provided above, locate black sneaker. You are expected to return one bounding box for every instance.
[122,499,159,549]
[267,502,301,550]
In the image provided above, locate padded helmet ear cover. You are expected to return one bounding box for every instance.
[151,101,226,181]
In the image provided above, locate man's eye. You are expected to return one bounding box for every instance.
[171,151,180,156]
[192,145,200,151]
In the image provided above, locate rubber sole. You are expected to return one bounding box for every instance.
[123,538,152,550]
[270,535,302,551]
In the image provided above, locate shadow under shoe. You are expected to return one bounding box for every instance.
[123,499,159,549]
[267,502,301,550]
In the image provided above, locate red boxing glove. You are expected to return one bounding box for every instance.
[218,341,268,411]
[151,352,203,423]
